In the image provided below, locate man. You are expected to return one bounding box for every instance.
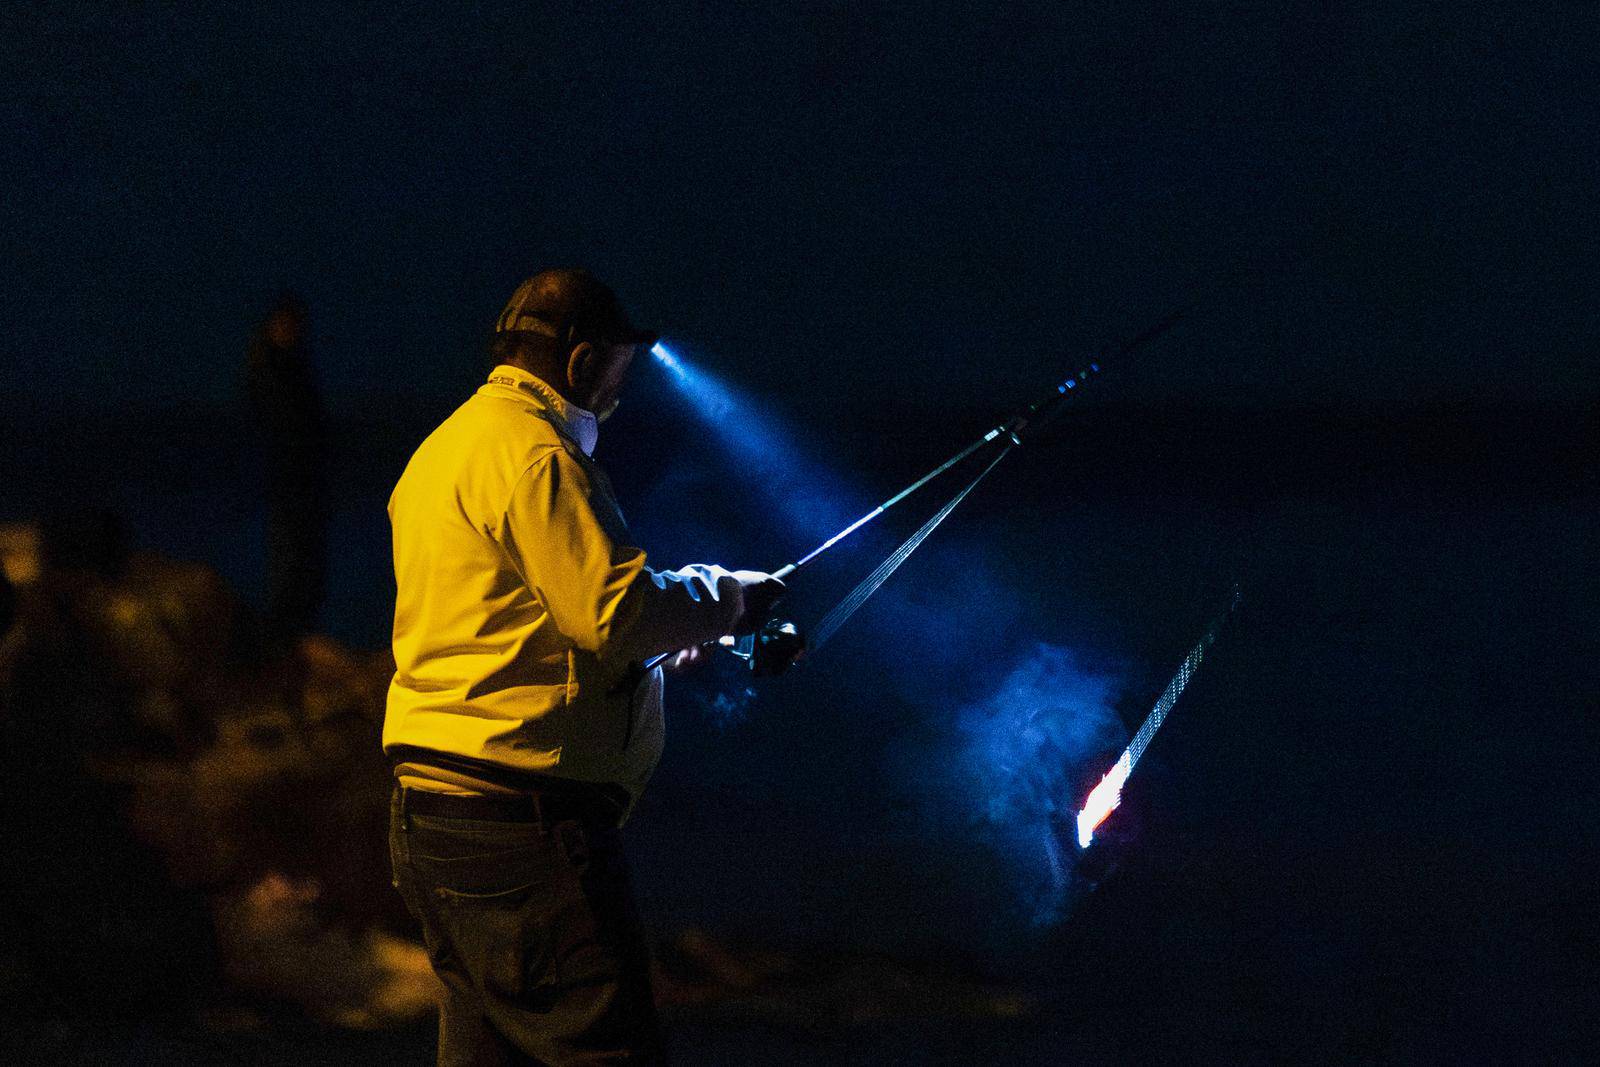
[385,268,786,1064]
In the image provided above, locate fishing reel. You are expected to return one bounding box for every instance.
[727,618,807,676]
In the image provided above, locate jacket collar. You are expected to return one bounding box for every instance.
[480,364,600,456]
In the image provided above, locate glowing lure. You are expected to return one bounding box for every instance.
[1076,586,1242,849]
[1076,751,1132,850]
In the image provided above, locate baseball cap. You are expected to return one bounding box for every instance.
[494,268,658,348]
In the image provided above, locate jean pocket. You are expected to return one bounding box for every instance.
[409,823,558,899]
[416,850,552,899]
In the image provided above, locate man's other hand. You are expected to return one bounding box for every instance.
[728,571,786,635]
[663,644,708,673]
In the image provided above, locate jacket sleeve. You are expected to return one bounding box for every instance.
[498,448,747,660]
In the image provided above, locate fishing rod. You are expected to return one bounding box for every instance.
[772,303,1189,583]
[755,233,1305,606]
[639,303,1193,674]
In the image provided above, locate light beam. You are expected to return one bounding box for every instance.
[647,340,856,538]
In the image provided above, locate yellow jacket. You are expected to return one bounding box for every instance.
[384,364,749,813]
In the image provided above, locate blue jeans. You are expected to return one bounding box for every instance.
[388,788,664,1065]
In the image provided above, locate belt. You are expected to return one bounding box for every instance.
[387,745,630,827]
[400,783,621,830]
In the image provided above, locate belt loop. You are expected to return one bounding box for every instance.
[400,786,412,832]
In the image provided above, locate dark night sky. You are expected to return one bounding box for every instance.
[3,2,1596,419]
[3,6,1598,1059]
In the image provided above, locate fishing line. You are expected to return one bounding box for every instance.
[809,444,1014,654]
[768,306,1193,660]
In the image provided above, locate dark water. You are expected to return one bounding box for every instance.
[3,400,1594,1061]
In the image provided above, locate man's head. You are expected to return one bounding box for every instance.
[490,268,657,419]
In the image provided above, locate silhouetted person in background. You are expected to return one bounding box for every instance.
[246,293,329,669]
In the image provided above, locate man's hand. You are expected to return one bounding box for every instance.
[662,644,708,673]
[728,571,787,636]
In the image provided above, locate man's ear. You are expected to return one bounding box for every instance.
[566,341,595,394]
